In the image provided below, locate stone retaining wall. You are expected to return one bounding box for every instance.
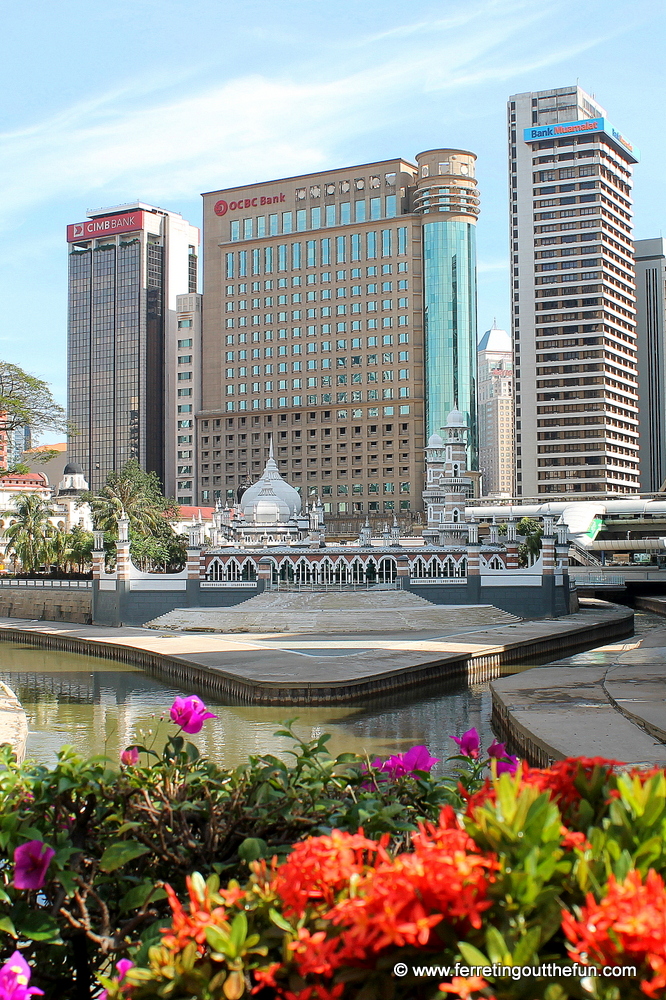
[0,604,634,706]
[0,588,92,625]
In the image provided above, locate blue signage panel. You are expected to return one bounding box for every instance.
[523,117,639,163]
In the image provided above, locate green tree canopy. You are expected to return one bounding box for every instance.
[81,461,185,572]
[82,460,179,537]
[3,493,55,573]
[0,361,68,436]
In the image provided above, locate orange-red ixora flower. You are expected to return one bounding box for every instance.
[161,876,229,953]
[439,976,496,999]
[562,868,666,998]
[273,829,389,916]
[279,811,497,979]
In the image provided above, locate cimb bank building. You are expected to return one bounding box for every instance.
[197,151,480,521]
[66,203,199,496]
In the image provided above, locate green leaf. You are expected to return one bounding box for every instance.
[269,908,293,932]
[0,915,17,938]
[99,841,150,873]
[458,941,491,967]
[120,881,167,912]
[15,910,61,942]
[238,837,269,863]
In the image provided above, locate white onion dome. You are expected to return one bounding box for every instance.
[252,483,292,524]
[427,432,444,448]
[240,449,302,519]
[446,407,465,427]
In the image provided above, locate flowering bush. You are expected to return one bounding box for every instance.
[97,754,666,1000]
[4,703,666,1000]
[0,708,467,999]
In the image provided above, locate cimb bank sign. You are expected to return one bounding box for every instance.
[66,211,145,242]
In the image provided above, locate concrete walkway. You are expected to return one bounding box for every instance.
[492,616,666,767]
[0,602,633,705]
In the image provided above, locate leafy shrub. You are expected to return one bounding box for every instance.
[98,758,666,1000]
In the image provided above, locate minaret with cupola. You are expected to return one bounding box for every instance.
[422,407,474,545]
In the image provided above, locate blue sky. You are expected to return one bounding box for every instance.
[2,0,664,443]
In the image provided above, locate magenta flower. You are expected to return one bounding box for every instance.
[120,746,139,766]
[487,739,508,759]
[169,695,217,735]
[496,755,520,776]
[370,745,439,781]
[99,958,133,1000]
[0,950,43,999]
[450,727,480,758]
[13,841,55,891]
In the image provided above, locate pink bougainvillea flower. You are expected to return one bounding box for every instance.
[0,950,43,999]
[401,744,440,773]
[487,739,507,759]
[169,696,217,735]
[99,958,134,1000]
[370,745,439,781]
[120,746,139,767]
[496,755,520,776]
[450,728,480,758]
[13,841,55,890]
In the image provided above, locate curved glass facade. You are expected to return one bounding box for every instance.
[423,219,478,467]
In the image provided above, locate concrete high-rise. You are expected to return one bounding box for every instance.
[635,238,666,492]
[198,151,479,519]
[508,86,640,496]
[477,323,514,495]
[66,203,199,494]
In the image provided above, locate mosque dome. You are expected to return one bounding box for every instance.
[252,484,292,524]
[427,432,444,448]
[446,407,466,427]
[63,461,84,476]
[240,443,302,520]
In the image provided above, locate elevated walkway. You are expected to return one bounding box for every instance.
[144,590,522,633]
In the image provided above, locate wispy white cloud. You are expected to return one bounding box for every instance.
[0,2,611,228]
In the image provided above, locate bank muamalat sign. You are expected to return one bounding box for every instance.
[66,210,144,242]
[523,117,639,163]
[214,193,286,217]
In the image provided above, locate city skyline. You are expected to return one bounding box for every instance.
[1,0,664,445]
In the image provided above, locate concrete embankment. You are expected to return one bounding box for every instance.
[0,587,92,624]
[492,613,666,768]
[0,602,633,706]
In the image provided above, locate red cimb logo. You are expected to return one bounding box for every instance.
[214,200,228,217]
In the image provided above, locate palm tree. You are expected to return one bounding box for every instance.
[68,526,94,573]
[84,460,178,539]
[4,493,55,574]
[44,528,72,574]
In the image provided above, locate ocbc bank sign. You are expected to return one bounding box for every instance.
[214,193,286,217]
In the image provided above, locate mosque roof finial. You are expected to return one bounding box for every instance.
[269,435,274,460]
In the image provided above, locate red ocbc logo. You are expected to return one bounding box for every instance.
[214,193,286,217]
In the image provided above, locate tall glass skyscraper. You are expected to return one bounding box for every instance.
[414,151,479,464]
[198,148,480,521]
[66,204,199,494]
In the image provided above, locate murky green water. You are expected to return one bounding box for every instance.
[2,610,653,772]
[0,643,497,771]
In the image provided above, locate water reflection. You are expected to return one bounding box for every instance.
[0,644,497,772]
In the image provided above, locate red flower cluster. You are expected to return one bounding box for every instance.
[562,868,666,998]
[277,809,497,981]
[161,875,229,954]
[463,757,621,823]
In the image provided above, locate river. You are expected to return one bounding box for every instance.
[2,609,656,772]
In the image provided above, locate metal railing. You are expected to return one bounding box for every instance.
[568,572,625,587]
[0,579,92,588]
[268,579,402,592]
